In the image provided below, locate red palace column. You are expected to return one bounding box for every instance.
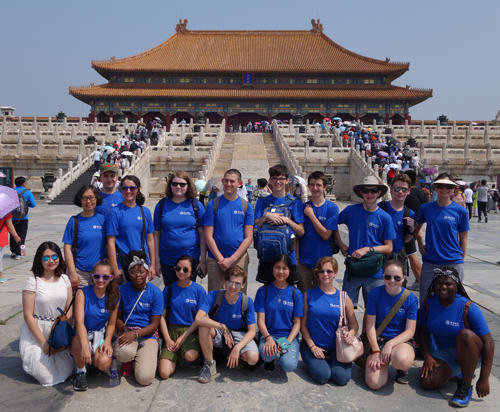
[166,112,171,132]
[137,111,142,123]
[224,112,228,132]
[268,112,272,124]
[89,110,95,122]
[385,113,390,124]
[109,111,113,123]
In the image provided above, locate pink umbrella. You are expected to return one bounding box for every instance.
[0,172,6,178]
[254,122,261,125]
[0,185,20,220]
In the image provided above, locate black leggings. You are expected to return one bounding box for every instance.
[477,201,488,220]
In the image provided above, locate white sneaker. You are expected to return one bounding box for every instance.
[198,360,217,383]
[408,281,420,291]
[14,255,21,260]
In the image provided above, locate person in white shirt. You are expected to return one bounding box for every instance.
[463,185,474,220]
[93,150,102,172]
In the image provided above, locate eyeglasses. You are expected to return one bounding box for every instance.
[434,184,455,190]
[317,269,335,274]
[82,196,97,202]
[129,268,147,276]
[42,255,59,262]
[361,188,379,194]
[92,273,113,281]
[171,182,188,188]
[270,177,287,183]
[384,275,403,281]
[226,280,243,288]
[121,186,138,192]
[392,187,409,193]
[174,266,192,273]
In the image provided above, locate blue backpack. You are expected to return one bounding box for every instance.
[255,195,296,263]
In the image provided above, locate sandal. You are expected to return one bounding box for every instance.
[121,361,133,376]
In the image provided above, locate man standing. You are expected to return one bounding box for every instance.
[463,184,474,220]
[204,169,254,293]
[93,148,102,172]
[245,179,254,200]
[94,163,124,216]
[474,180,489,223]
[10,177,37,259]
[337,176,395,308]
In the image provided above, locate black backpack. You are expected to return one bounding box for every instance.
[12,189,29,220]
[208,290,249,331]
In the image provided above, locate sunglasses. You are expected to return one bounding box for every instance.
[393,187,409,193]
[174,266,191,273]
[361,188,379,194]
[384,275,403,281]
[317,269,335,274]
[434,184,455,190]
[92,273,113,281]
[121,186,138,192]
[226,280,243,288]
[42,254,59,262]
[171,182,188,188]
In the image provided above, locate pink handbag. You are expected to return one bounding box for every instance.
[336,291,363,363]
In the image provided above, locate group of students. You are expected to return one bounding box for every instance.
[17,161,495,408]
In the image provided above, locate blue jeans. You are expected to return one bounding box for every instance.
[300,341,351,385]
[341,271,384,307]
[258,335,299,372]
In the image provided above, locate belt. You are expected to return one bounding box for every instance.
[33,314,55,322]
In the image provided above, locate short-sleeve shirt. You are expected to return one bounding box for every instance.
[199,291,256,331]
[119,282,163,339]
[82,285,116,332]
[338,203,396,278]
[203,196,254,259]
[383,203,415,253]
[95,190,125,216]
[418,294,490,349]
[0,213,12,247]
[106,203,155,265]
[476,185,489,202]
[255,195,305,265]
[306,286,341,351]
[417,202,469,264]
[62,213,107,272]
[254,285,304,337]
[154,198,205,265]
[163,282,206,326]
[299,200,338,268]
[366,286,418,340]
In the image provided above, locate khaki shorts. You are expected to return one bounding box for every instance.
[159,324,200,366]
[213,329,258,355]
[207,252,249,293]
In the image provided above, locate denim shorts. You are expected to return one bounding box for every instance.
[432,347,482,377]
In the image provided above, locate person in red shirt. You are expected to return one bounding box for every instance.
[0,213,21,282]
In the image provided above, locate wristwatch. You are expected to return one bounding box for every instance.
[369,247,374,252]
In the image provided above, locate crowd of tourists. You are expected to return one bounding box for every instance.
[8,161,495,408]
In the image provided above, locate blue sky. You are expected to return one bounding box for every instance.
[1,0,499,120]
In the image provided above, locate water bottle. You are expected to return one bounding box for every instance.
[20,245,26,257]
[110,356,120,386]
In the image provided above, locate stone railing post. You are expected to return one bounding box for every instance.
[442,142,447,160]
[452,120,457,134]
[289,120,293,133]
[465,128,470,144]
[420,120,425,133]
[17,133,22,154]
[77,154,82,168]
[404,120,409,134]
[37,134,42,155]
[486,142,492,160]
[68,161,74,182]
[447,128,452,145]
[484,122,489,145]
[420,141,425,159]
[199,127,204,142]
[468,121,473,134]
[464,143,470,159]
[436,120,441,135]
[180,126,185,142]
[71,125,76,142]
[374,164,379,175]
[305,140,310,158]
[58,134,63,155]
[428,129,433,144]
[79,137,84,155]
[78,118,83,131]
[168,139,173,156]
[48,117,52,129]
[327,140,333,158]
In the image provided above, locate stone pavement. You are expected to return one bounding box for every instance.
[1,199,499,411]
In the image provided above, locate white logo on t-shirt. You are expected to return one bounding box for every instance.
[185,298,197,304]
[318,216,327,222]
[93,225,103,229]
[282,300,294,307]
[180,211,192,215]
[233,210,244,215]
[368,222,380,229]
[100,308,109,313]
[137,216,143,220]
[445,320,459,327]
[138,302,150,308]
[232,314,242,318]
[443,215,455,221]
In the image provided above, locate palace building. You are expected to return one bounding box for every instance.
[69,19,432,131]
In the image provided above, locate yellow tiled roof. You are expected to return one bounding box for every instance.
[91,30,409,76]
[69,84,432,102]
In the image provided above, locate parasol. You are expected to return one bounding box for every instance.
[194,179,207,191]
[0,186,21,220]
[422,167,438,175]
[206,177,223,190]
[288,175,307,185]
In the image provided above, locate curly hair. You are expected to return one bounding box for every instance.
[425,265,470,300]
[92,259,120,311]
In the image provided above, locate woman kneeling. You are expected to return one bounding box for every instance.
[365,260,418,389]
[418,266,494,408]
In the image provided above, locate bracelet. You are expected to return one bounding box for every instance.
[310,345,316,351]
[265,335,272,340]
[408,231,415,236]
[372,350,381,354]
[134,331,139,339]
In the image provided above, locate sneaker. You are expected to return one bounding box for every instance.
[395,369,409,384]
[87,364,101,378]
[198,360,217,383]
[73,372,88,391]
[10,253,16,258]
[485,217,488,223]
[121,361,133,376]
[449,378,472,408]
[0,278,7,283]
[408,281,420,291]
[477,219,481,223]
[14,255,21,260]
[264,361,276,373]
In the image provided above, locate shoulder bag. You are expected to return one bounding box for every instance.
[336,291,363,363]
[48,287,78,354]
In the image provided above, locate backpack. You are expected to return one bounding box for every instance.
[255,195,296,263]
[208,290,248,331]
[213,195,248,227]
[305,200,340,255]
[159,197,199,228]
[12,189,29,220]
[379,201,410,238]
[492,190,499,202]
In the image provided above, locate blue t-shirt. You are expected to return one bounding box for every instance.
[62,213,107,272]
[119,282,163,339]
[254,195,305,265]
[13,187,37,221]
[204,196,254,259]
[254,284,304,337]
[417,202,469,264]
[199,290,256,331]
[163,282,206,326]
[418,294,489,349]
[95,190,125,216]
[366,286,418,340]
[299,200,338,268]
[153,198,205,265]
[338,203,396,278]
[106,203,155,265]
[83,285,115,332]
[383,203,415,253]
[306,286,341,351]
